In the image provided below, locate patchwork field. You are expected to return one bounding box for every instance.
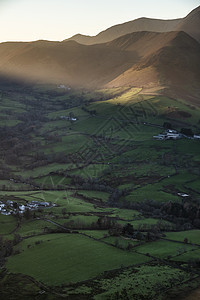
[0,84,200,299]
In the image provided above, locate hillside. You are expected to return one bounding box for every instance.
[175,5,200,42]
[67,6,200,45]
[0,40,138,87]
[0,30,199,100]
[1,6,200,299]
[67,18,182,45]
[1,81,200,299]
[106,31,200,100]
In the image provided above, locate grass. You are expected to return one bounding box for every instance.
[102,236,140,248]
[35,175,71,186]
[69,164,109,179]
[1,87,200,298]
[0,214,17,235]
[7,233,150,285]
[16,163,75,178]
[39,191,97,212]
[95,264,191,300]
[186,179,200,193]
[66,264,191,300]
[118,218,174,229]
[125,185,179,203]
[16,219,57,237]
[79,230,109,239]
[135,240,197,259]
[165,230,200,245]
[171,248,200,262]
[77,190,110,202]
[110,208,140,220]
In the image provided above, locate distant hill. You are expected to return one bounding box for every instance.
[175,5,200,42]
[67,18,182,45]
[67,6,200,45]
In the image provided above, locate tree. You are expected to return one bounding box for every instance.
[181,128,193,136]
[122,223,134,236]
[163,122,172,129]
[61,208,67,216]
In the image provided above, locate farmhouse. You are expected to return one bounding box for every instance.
[178,192,189,197]
[165,133,181,140]
[60,116,77,121]
[153,132,181,140]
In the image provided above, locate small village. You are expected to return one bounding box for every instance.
[0,199,56,216]
[153,129,200,140]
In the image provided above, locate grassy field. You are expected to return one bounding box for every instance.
[7,233,150,285]
[0,214,17,235]
[165,230,200,245]
[135,240,198,259]
[1,85,200,299]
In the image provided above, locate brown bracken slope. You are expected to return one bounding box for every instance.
[0,7,199,102]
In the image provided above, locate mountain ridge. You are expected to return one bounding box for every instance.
[67,6,200,44]
[0,6,199,103]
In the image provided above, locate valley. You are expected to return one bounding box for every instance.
[0,4,200,299]
[0,83,200,299]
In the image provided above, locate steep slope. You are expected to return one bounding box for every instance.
[0,30,199,99]
[107,31,200,99]
[67,18,182,45]
[0,40,139,87]
[175,5,200,42]
[67,6,200,45]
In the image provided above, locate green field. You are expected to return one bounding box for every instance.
[1,85,200,299]
[7,233,150,285]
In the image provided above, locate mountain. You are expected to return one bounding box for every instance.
[0,40,138,87]
[0,30,199,100]
[67,18,182,45]
[0,6,200,101]
[67,6,200,45]
[175,5,200,42]
[106,31,200,100]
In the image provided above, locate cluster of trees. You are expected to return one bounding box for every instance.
[81,106,97,116]
[0,234,21,266]
[163,122,196,137]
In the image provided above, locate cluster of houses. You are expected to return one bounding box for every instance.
[153,129,200,141]
[60,116,77,121]
[0,200,56,216]
[57,84,71,90]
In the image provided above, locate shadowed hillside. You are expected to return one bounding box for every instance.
[0,30,200,101]
[0,40,139,87]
